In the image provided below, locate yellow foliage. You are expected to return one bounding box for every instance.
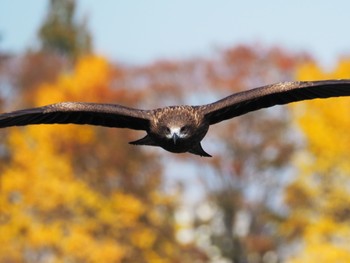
[36,55,111,105]
[0,55,180,262]
[296,59,350,81]
[131,228,156,249]
[111,193,146,225]
[292,60,350,173]
[288,218,350,263]
[0,123,126,262]
[285,59,350,261]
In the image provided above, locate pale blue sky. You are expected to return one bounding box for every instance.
[1,0,350,67]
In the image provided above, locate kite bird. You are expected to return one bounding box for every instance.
[1,80,350,157]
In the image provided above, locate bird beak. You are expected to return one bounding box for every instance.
[172,133,179,144]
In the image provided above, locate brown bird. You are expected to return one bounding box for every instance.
[1,80,350,157]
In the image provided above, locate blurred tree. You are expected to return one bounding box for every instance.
[1,37,323,262]
[8,0,92,107]
[0,51,11,110]
[193,46,307,263]
[38,0,92,60]
[14,51,68,106]
[128,45,310,262]
[0,56,205,263]
[283,60,350,262]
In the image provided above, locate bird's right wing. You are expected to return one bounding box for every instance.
[0,102,152,131]
[200,80,350,125]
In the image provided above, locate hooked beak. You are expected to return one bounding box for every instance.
[172,133,179,144]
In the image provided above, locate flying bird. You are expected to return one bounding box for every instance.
[1,79,350,157]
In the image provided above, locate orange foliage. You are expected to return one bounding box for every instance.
[0,55,193,262]
[0,44,321,262]
[284,59,350,262]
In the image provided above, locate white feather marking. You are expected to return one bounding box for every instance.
[165,126,187,139]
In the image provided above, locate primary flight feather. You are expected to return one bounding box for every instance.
[1,80,350,157]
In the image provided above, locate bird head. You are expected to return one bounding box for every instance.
[133,106,211,156]
[152,106,200,145]
[162,124,192,144]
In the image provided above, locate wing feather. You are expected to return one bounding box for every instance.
[0,102,152,131]
[200,80,350,125]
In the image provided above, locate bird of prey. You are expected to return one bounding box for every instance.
[0,80,350,157]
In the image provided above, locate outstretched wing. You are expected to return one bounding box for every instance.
[0,102,152,131]
[200,80,350,125]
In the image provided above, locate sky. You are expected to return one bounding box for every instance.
[1,0,350,68]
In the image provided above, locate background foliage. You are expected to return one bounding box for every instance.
[283,61,350,263]
[1,1,350,262]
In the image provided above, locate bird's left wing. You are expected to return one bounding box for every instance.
[199,80,350,125]
[0,102,152,131]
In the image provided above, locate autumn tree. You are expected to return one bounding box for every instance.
[127,45,311,262]
[1,21,329,261]
[6,0,92,119]
[9,0,91,106]
[190,46,308,263]
[283,60,350,262]
[0,56,206,263]
[39,0,92,59]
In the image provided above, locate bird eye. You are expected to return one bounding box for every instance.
[164,127,171,134]
[180,125,190,133]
